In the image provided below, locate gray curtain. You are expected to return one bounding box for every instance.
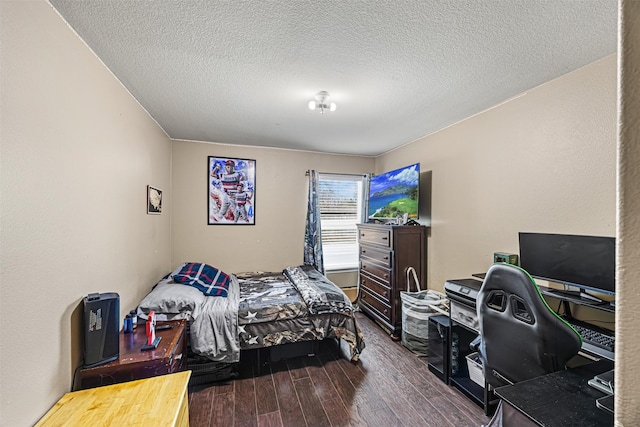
[304,170,324,274]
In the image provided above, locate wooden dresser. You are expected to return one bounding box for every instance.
[357,223,427,338]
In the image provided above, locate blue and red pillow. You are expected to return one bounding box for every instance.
[171,262,230,297]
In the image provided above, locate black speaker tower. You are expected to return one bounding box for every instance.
[83,292,120,368]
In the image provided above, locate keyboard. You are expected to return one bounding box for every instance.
[567,321,615,360]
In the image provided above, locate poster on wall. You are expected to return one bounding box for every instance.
[147,186,163,214]
[208,156,255,225]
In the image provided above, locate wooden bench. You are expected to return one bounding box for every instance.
[35,370,191,426]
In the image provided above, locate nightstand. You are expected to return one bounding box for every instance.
[78,319,187,389]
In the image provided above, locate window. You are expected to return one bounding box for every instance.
[318,173,366,271]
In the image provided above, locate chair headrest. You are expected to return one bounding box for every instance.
[482,263,542,300]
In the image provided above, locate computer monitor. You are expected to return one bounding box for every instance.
[518,232,615,297]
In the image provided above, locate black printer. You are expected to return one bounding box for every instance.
[444,278,483,308]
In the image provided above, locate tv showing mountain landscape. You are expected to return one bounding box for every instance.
[368,163,420,220]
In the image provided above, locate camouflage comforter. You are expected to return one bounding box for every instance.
[235,267,365,361]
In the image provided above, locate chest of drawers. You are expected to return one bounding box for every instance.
[357,223,427,338]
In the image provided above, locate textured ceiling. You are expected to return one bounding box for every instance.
[49,1,617,156]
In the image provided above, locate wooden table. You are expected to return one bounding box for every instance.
[78,319,187,389]
[35,370,192,426]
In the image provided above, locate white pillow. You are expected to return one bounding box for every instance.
[137,279,205,318]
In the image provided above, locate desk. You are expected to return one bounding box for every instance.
[35,370,192,426]
[494,360,613,426]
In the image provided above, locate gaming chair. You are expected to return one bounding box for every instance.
[473,263,582,388]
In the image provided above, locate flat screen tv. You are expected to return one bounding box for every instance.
[367,163,419,220]
[519,232,615,296]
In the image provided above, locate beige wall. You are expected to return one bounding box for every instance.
[617,1,640,424]
[378,55,618,293]
[2,0,639,426]
[171,141,374,274]
[1,2,172,425]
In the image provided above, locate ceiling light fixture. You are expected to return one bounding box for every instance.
[308,91,337,114]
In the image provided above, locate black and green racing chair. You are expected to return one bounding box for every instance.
[473,263,582,389]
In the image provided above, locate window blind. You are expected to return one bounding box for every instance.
[318,173,366,271]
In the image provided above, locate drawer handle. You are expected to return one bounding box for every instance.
[362,265,367,269]
[383,274,388,278]
[361,279,365,285]
[362,250,366,254]
[383,309,388,315]
[382,237,388,240]
[362,294,366,299]
[383,291,388,297]
[383,256,389,260]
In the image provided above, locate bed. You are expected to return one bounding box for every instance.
[136,263,365,366]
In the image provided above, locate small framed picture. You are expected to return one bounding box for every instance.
[147,185,162,214]
[208,157,255,225]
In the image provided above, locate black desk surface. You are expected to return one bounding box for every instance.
[494,359,614,427]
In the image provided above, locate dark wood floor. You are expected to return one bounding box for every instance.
[188,312,490,426]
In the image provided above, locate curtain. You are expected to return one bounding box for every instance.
[304,170,324,274]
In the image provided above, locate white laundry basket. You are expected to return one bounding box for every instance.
[465,352,484,387]
[400,267,449,355]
